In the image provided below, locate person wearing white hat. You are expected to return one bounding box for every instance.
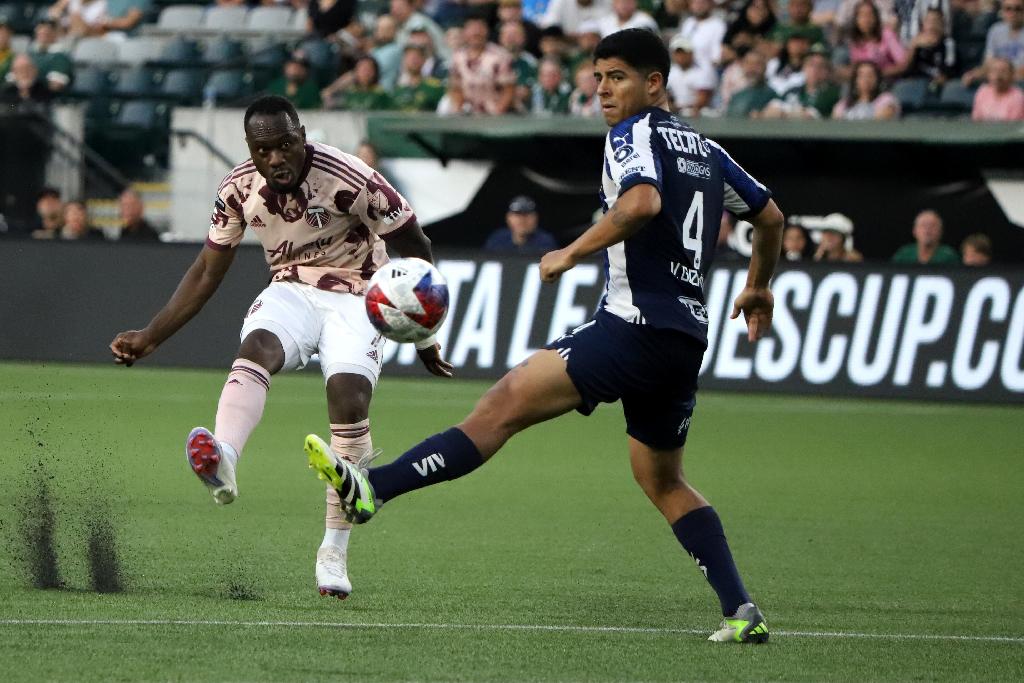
[667,33,718,116]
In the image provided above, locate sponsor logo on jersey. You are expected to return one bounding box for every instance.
[677,296,709,324]
[366,348,379,363]
[657,127,710,157]
[246,300,263,318]
[249,215,266,229]
[304,206,331,229]
[677,158,711,179]
[613,144,635,163]
[670,262,706,289]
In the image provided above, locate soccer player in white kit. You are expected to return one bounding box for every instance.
[109,96,452,599]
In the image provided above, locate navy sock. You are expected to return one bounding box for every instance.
[368,427,484,503]
[671,506,751,616]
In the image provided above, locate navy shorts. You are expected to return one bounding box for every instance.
[545,312,704,450]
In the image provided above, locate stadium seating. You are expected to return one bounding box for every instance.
[152,36,202,68]
[203,69,254,105]
[203,37,245,66]
[892,79,930,114]
[160,68,204,105]
[155,4,204,32]
[72,38,120,66]
[70,66,112,99]
[112,66,157,99]
[116,37,168,67]
[202,6,248,33]
[939,81,977,113]
[247,6,292,32]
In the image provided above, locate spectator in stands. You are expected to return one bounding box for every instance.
[813,219,863,261]
[782,223,809,261]
[30,20,73,93]
[677,0,727,69]
[972,55,1024,119]
[61,200,105,241]
[401,28,444,80]
[569,59,601,115]
[117,189,159,241]
[595,0,658,37]
[897,8,957,87]
[951,0,997,75]
[960,233,993,265]
[98,0,150,37]
[0,20,12,83]
[32,188,63,240]
[963,0,1024,83]
[571,20,602,67]
[484,195,558,253]
[763,47,841,118]
[722,0,777,65]
[390,41,445,111]
[267,51,322,110]
[726,50,777,117]
[667,35,717,116]
[892,209,961,264]
[307,0,357,40]
[390,0,448,59]
[500,20,539,110]
[770,0,828,49]
[653,0,687,30]
[831,60,901,118]
[539,24,571,66]
[324,55,394,110]
[1,54,53,106]
[541,0,612,37]
[842,0,906,78]
[498,0,542,56]
[531,57,572,113]
[767,33,812,94]
[447,15,516,114]
[835,0,897,31]
[48,0,109,38]
[356,140,379,169]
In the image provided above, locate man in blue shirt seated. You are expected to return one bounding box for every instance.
[484,195,559,254]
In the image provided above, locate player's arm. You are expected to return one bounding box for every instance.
[539,183,660,283]
[383,219,434,263]
[730,198,784,342]
[109,245,236,365]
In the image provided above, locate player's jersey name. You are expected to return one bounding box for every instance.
[599,107,772,344]
[207,142,416,294]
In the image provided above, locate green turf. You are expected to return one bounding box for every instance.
[1,362,1022,682]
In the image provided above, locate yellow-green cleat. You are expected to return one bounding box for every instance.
[305,434,379,524]
[708,603,769,643]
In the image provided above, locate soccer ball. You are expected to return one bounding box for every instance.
[365,258,449,343]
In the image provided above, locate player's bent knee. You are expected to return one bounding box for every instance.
[326,373,373,422]
[238,329,286,374]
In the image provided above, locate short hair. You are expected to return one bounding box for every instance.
[961,233,992,257]
[593,28,670,85]
[244,95,300,131]
[36,187,60,201]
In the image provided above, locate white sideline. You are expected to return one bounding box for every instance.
[0,619,1021,643]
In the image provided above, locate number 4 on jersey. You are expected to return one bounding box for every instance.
[681,191,704,269]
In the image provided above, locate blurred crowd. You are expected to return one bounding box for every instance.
[27,186,161,241]
[2,0,1022,119]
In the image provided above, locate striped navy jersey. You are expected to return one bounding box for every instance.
[598,106,772,345]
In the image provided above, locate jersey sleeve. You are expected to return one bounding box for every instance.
[709,139,772,219]
[348,171,417,240]
[207,175,246,251]
[606,113,663,196]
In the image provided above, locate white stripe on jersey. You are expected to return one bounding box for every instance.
[604,241,642,322]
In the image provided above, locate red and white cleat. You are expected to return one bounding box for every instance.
[185,427,238,505]
[316,545,352,600]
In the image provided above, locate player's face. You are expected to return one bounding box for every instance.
[246,113,307,193]
[594,57,661,126]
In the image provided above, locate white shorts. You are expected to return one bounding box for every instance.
[240,282,386,385]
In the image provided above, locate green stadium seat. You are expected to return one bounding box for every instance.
[113,66,157,98]
[115,100,169,130]
[160,68,204,104]
[153,37,202,68]
[70,66,112,98]
[203,37,245,66]
[204,69,254,105]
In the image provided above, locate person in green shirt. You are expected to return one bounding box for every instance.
[762,48,841,119]
[892,210,961,265]
[768,0,827,52]
[727,50,777,118]
[389,42,445,112]
[530,57,571,115]
[0,20,13,83]
[499,20,538,112]
[325,55,394,111]
[30,19,73,94]
[266,52,322,110]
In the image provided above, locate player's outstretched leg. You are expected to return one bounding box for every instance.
[185,427,238,505]
[629,438,767,643]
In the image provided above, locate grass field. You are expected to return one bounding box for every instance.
[1,361,1022,682]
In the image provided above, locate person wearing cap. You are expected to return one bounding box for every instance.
[812,214,863,262]
[892,210,960,265]
[540,0,611,38]
[762,46,841,119]
[390,40,446,112]
[484,196,559,254]
[667,34,717,116]
[266,51,322,110]
[30,19,73,93]
[0,20,12,83]
[595,0,657,38]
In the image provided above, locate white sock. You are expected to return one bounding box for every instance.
[321,527,350,550]
[219,442,239,467]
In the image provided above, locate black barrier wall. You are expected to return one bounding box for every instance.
[2,241,1022,402]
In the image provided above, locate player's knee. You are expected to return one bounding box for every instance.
[238,330,285,374]
[326,373,372,423]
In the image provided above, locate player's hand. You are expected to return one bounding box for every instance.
[417,343,454,378]
[109,329,157,367]
[539,248,577,283]
[731,286,774,342]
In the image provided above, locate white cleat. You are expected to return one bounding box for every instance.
[316,544,352,600]
[185,427,238,505]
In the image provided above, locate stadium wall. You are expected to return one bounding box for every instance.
[3,241,1022,403]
